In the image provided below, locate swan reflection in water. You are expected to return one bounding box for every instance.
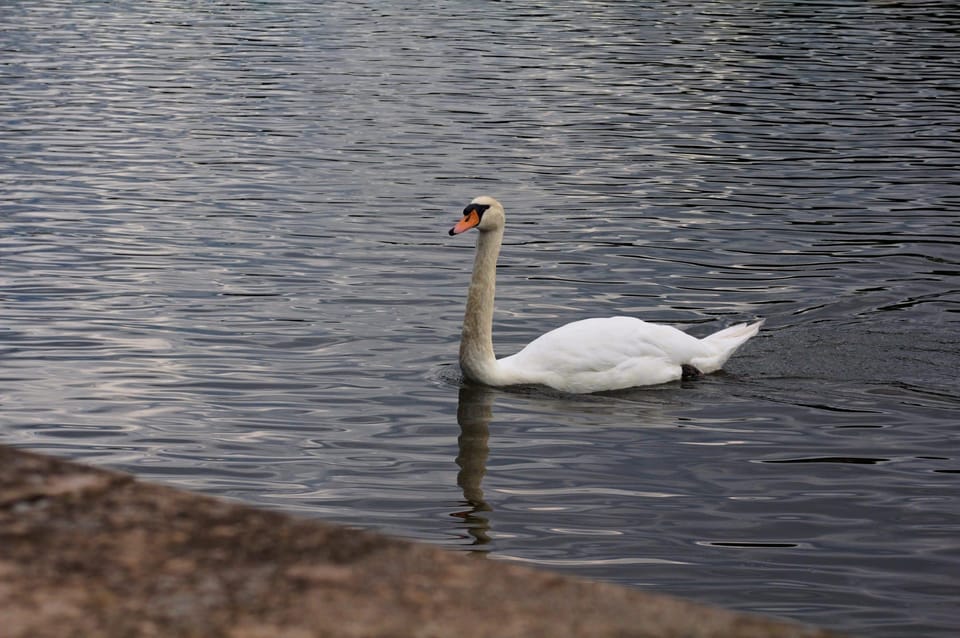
[453,383,494,550]
[449,375,682,551]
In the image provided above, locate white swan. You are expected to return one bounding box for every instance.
[449,196,763,393]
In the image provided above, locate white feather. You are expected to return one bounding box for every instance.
[497,317,763,393]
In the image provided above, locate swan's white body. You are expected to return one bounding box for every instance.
[450,196,763,393]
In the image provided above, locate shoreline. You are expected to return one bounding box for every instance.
[0,445,839,637]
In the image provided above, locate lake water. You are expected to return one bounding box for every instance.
[2,1,959,635]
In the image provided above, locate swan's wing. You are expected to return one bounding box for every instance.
[497,317,707,392]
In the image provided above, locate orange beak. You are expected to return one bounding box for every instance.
[449,210,481,235]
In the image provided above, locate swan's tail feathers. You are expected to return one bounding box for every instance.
[694,319,764,373]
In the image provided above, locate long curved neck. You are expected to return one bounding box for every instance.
[459,226,503,383]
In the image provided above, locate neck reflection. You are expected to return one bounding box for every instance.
[454,383,494,550]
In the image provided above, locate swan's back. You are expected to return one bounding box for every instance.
[496,317,762,393]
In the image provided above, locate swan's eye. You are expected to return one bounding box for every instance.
[464,203,490,217]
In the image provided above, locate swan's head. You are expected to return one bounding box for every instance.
[449,196,505,236]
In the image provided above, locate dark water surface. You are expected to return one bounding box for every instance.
[3,2,959,635]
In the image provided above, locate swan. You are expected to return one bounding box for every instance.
[448,196,763,393]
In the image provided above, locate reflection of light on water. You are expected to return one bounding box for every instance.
[681,440,748,446]
[494,556,691,567]
[496,487,681,499]
[549,527,624,536]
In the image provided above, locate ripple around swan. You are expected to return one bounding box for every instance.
[2,1,960,636]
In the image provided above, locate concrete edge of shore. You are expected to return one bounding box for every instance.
[0,445,842,637]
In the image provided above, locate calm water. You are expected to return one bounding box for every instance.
[2,1,959,635]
